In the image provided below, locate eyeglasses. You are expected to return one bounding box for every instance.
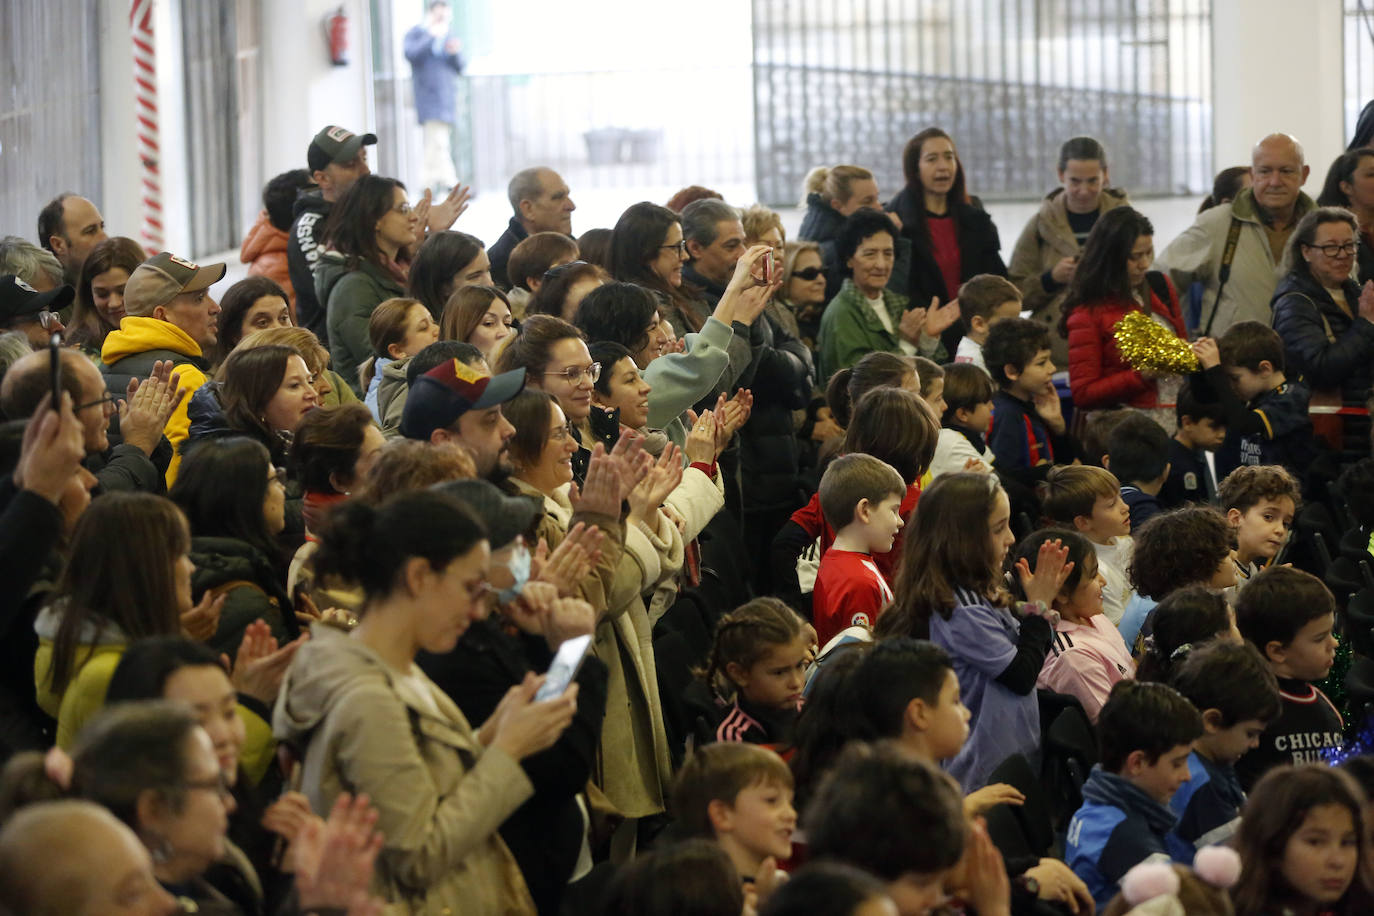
[392,202,414,215]
[543,362,601,384]
[549,422,577,442]
[182,772,233,800]
[74,392,117,412]
[658,240,688,256]
[543,260,589,281]
[1305,241,1358,257]
[37,310,61,330]
[791,266,825,281]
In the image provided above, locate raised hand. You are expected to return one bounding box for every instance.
[426,182,472,233]
[232,619,307,704]
[14,392,86,504]
[120,360,186,456]
[544,596,596,648]
[490,672,578,761]
[683,409,717,464]
[923,296,963,338]
[1014,538,1074,608]
[627,444,683,525]
[1191,336,1221,370]
[293,793,385,912]
[261,791,317,857]
[568,444,621,518]
[180,590,226,643]
[898,305,929,344]
[1032,384,1065,435]
[533,523,602,596]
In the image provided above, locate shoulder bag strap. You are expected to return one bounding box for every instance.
[1201,217,1244,337]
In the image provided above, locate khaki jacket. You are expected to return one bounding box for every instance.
[1007,187,1132,364]
[1155,187,1316,335]
[510,478,680,819]
[274,626,536,915]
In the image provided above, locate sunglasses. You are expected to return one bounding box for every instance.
[792,267,825,281]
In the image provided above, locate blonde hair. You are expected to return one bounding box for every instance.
[231,326,328,378]
[801,165,875,208]
[741,204,785,246]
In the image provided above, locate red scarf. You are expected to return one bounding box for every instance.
[302,490,349,541]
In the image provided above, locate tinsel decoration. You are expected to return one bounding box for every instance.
[1319,633,1354,743]
[1112,310,1198,375]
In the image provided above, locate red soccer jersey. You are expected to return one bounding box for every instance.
[812,549,895,646]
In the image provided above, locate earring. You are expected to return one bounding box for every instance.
[147,833,174,863]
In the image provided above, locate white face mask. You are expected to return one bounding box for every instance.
[496,540,531,604]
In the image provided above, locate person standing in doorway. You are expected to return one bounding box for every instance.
[405,1,465,196]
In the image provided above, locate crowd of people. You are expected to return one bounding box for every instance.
[4,105,1374,916]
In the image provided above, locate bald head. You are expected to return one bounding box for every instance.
[1250,133,1309,221]
[1252,132,1305,166]
[0,800,175,916]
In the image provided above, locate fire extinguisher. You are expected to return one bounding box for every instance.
[326,6,349,67]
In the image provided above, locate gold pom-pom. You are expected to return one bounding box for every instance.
[1112,310,1197,375]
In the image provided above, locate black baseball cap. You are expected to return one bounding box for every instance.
[0,275,75,326]
[308,125,378,173]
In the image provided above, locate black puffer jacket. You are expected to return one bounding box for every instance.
[1270,270,1374,403]
[189,535,298,655]
[738,311,812,518]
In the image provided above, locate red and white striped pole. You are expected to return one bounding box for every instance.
[131,0,163,254]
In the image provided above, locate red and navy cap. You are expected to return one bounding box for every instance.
[400,359,526,440]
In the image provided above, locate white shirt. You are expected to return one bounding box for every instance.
[929,427,996,479]
[954,335,988,372]
[866,292,917,356]
[1091,536,1135,626]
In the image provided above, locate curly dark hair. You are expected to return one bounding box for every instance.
[1128,506,1233,600]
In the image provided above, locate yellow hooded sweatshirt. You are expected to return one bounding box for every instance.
[101,317,210,486]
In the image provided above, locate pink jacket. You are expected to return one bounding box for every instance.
[1036,615,1136,722]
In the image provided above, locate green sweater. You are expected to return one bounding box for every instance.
[817,279,946,382]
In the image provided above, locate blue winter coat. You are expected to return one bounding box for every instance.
[403,25,464,124]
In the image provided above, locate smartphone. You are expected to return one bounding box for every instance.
[762,248,775,285]
[48,333,62,412]
[535,633,592,701]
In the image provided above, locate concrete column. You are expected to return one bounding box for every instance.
[1212,0,1345,183]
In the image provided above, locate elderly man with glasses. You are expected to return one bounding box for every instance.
[0,346,185,495]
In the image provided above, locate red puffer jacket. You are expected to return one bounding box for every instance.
[239,210,295,307]
[1066,276,1186,410]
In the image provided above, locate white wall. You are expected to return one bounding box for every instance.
[98,3,139,247]
[1212,0,1345,183]
[261,0,378,181]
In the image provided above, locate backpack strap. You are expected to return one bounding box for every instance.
[1201,217,1244,337]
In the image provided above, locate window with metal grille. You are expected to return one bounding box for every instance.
[752,0,1213,206]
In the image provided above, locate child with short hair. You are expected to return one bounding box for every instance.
[912,355,946,418]
[1216,465,1300,586]
[700,598,811,747]
[929,363,997,480]
[1134,586,1239,683]
[954,274,1023,372]
[875,472,1070,792]
[1196,321,1315,477]
[1017,529,1135,721]
[362,297,441,422]
[811,454,907,646]
[1167,640,1281,855]
[1160,379,1227,509]
[805,741,1011,916]
[1232,764,1366,916]
[1066,680,1203,909]
[985,318,1074,484]
[670,742,797,886]
[1042,465,1135,625]
[1232,566,1344,791]
[1106,413,1172,530]
[1120,506,1238,651]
